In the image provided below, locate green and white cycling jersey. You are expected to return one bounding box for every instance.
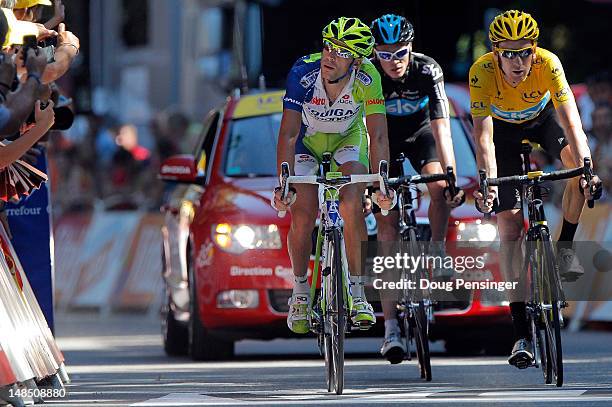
[283,53,386,175]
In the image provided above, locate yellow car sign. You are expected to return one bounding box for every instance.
[232,91,284,119]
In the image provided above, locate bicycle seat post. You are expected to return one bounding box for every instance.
[321,152,332,177]
[396,153,406,177]
[521,140,533,175]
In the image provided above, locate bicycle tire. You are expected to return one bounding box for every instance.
[539,229,563,387]
[323,334,334,392]
[408,228,432,381]
[330,228,345,395]
[529,248,552,384]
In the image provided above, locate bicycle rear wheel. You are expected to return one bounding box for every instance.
[407,228,432,381]
[329,228,346,395]
[538,229,563,387]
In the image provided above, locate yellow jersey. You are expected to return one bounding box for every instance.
[469,47,572,124]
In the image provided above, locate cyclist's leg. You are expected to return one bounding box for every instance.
[533,106,584,280]
[493,118,534,366]
[286,135,319,334]
[371,156,404,359]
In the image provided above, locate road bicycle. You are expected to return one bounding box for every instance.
[278,153,390,394]
[480,140,596,387]
[388,153,456,381]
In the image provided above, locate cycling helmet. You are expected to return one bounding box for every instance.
[371,14,414,45]
[322,17,374,58]
[489,10,539,43]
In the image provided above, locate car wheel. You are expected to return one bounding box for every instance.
[162,294,188,356]
[188,258,235,361]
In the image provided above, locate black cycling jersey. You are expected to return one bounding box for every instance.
[373,52,450,141]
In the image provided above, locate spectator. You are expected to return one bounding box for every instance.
[115,124,150,163]
[0,8,50,136]
[12,1,79,85]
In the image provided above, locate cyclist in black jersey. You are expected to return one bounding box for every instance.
[370,14,465,364]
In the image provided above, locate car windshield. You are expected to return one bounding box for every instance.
[225,113,281,177]
[223,114,476,179]
[402,117,477,178]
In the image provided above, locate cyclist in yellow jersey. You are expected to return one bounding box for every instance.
[470,10,602,369]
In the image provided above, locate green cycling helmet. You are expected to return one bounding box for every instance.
[322,17,374,58]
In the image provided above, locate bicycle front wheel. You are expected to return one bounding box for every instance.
[407,228,432,381]
[329,228,346,395]
[538,229,563,387]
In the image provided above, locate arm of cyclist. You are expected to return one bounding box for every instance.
[430,118,464,207]
[472,116,498,213]
[547,55,601,200]
[555,101,602,201]
[272,109,301,211]
[366,112,395,211]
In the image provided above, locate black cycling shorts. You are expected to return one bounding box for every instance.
[371,124,439,214]
[493,102,569,213]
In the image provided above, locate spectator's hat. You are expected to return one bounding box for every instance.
[1,8,38,47]
[15,0,52,9]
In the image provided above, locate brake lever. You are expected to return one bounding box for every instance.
[478,169,492,221]
[378,160,390,216]
[583,157,595,209]
[277,162,290,218]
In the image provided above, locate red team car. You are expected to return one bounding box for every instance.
[159,89,512,361]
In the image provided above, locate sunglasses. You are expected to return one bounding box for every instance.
[374,47,410,61]
[323,40,356,59]
[495,45,535,60]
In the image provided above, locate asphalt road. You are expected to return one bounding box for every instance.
[38,313,612,407]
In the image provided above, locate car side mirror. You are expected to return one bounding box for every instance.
[159,154,204,184]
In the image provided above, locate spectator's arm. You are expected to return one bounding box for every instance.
[0,101,54,168]
[41,23,79,84]
[44,0,65,30]
[0,77,41,135]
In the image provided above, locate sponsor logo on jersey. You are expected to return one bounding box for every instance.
[471,101,486,110]
[337,94,353,104]
[297,154,316,164]
[483,62,494,71]
[356,71,372,86]
[470,75,480,88]
[366,98,384,106]
[300,69,319,88]
[491,91,550,122]
[522,90,544,102]
[283,96,303,106]
[310,96,326,105]
[422,63,443,80]
[551,67,561,78]
[555,87,569,100]
[386,97,429,116]
[307,107,358,121]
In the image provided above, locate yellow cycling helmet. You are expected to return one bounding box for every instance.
[489,10,539,43]
[322,17,374,58]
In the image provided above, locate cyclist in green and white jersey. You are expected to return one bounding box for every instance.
[272,17,395,334]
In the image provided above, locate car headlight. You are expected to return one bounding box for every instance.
[213,223,282,254]
[216,290,259,309]
[456,220,498,242]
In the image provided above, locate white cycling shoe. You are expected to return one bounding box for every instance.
[381,330,406,364]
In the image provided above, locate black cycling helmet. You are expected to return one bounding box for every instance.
[370,14,414,45]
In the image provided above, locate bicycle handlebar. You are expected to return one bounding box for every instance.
[388,172,448,187]
[488,166,583,186]
[277,160,391,217]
